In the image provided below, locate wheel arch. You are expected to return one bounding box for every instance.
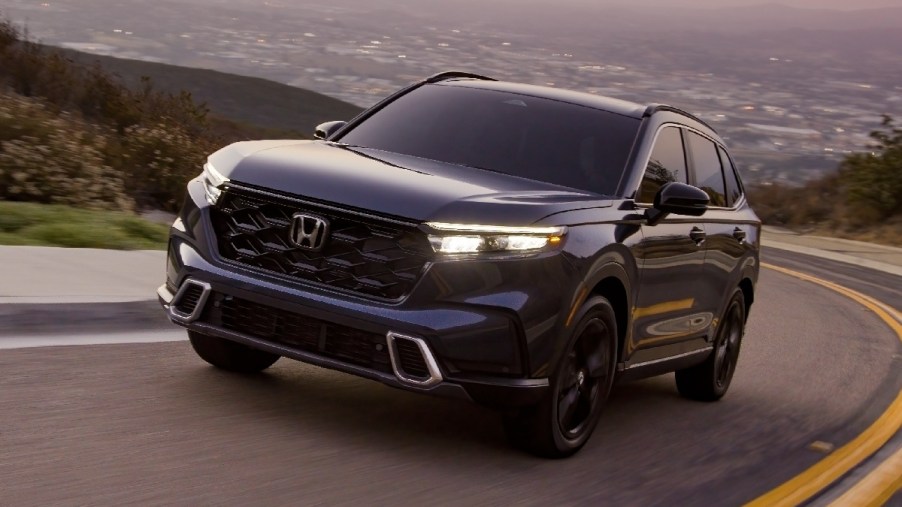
[738,277,754,322]
[569,256,635,364]
[590,276,630,363]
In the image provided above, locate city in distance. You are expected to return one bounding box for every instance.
[5,0,901,185]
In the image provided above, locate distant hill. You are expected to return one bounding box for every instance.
[60,49,365,136]
[1,16,364,214]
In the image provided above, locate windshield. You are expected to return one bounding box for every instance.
[338,84,641,196]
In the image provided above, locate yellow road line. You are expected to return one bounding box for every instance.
[745,263,902,507]
[829,446,902,507]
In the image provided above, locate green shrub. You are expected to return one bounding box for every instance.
[118,123,210,210]
[839,115,902,221]
[0,91,133,210]
[0,17,223,213]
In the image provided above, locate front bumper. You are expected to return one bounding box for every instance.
[160,182,566,407]
[159,274,547,407]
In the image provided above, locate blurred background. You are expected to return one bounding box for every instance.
[1,0,900,249]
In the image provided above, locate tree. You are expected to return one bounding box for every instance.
[839,115,902,220]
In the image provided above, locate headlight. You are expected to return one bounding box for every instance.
[202,162,229,205]
[426,222,566,254]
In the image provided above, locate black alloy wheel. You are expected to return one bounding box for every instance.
[558,319,608,439]
[676,288,746,401]
[714,298,744,390]
[503,296,617,458]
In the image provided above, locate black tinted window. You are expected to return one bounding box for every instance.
[687,132,726,207]
[339,84,640,196]
[718,146,743,206]
[638,127,686,203]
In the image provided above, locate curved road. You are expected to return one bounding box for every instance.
[0,250,899,506]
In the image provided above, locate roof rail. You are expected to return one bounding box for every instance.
[644,104,717,132]
[425,71,497,84]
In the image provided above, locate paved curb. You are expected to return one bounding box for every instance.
[0,300,173,336]
[762,239,902,277]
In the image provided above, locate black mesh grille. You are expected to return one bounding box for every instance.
[174,284,204,315]
[210,295,392,374]
[395,338,430,378]
[210,188,432,300]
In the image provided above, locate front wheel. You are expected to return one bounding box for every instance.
[188,331,280,373]
[675,288,746,401]
[503,296,618,458]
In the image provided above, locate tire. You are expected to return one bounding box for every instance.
[188,331,280,373]
[675,288,746,401]
[503,296,618,458]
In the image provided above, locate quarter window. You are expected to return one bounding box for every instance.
[718,146,743,206]
[638,127,687,203]
[687,132,726,207]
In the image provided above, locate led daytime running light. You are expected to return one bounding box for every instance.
[426,222,566,254]
[427,222,566,236]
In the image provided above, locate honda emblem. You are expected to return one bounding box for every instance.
[289,213,329,251]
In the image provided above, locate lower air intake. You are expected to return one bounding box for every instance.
[387,333,443,388]
[395,338,430,378]
[170,279,211,323]
[174,285,203,315]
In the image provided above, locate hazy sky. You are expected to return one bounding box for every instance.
[553,0,900,8]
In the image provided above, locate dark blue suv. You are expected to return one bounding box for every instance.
[159,72,760,457]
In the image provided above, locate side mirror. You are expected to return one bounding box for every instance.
[314,121,347,140]
[645,182,709,225]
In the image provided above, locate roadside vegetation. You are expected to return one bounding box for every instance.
[0,16,321,215]
[0,16,355,249]
[747,116,902,246]
[0,201,167,249]
[0,18,217,213]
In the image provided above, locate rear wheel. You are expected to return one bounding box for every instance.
[503,296,617,458]
[675,289,746,401]
[188,331,280,373]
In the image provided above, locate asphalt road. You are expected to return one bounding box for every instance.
[763,246,902,309]
[0,253,900,506]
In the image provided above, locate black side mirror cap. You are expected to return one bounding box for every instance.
[314,121,347,140]
[645,182,710,225]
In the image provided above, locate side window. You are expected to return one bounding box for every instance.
[718,146,743,206]
[687,132,726,207]
[638,127,687,203]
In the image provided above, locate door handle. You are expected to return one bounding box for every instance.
[689,227,706,245]
[733,227,747,243]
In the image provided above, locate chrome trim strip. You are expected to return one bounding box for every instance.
[226,183,420,228]
[625,347,713,370]
[169,279,212,324]
[386,332,443,388]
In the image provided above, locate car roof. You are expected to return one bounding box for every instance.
[436,78,648,119]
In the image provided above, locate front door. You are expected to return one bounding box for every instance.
[628,126,711,360]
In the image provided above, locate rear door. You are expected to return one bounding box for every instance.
[685,132,752,329]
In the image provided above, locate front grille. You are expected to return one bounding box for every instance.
[209,294,392,374]
[394,338,430,379]
[210,187,432,300]
[174,284,204,315]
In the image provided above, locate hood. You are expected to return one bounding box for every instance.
[208,140,612,224]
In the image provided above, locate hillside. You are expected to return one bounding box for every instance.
[0,18,361,214]
[60,49,364,136]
